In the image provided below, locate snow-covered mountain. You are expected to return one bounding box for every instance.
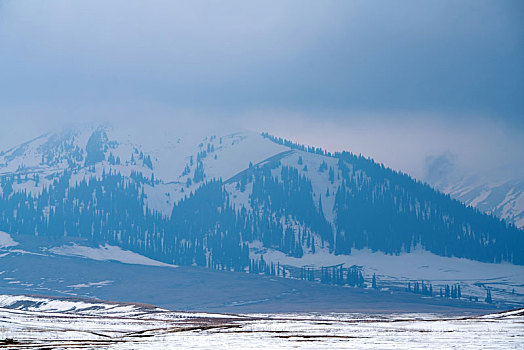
[433,178,524,229]
[423,152,524,229]
[0,124,523,307]
[0,124,287,215]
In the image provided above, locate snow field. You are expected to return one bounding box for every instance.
[0,294,522,349]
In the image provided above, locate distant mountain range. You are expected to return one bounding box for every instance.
[430,177,524,230]
[0,124,523,305]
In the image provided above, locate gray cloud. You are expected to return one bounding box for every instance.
[242,111,524,182]
[0,0,522,183]
[424,153,457,185]
[0,0,523,124]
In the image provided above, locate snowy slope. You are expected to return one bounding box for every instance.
[0,231,175,268]
[0,231,18,248]
[424,157,524,229]
[438,179,524,229]
[0,294,166,316]
[49,244,178,268]
[2,124,522,228]
[2,123,520,228]
[0,125,287,215]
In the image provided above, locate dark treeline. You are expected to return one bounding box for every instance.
[261,132,333,157]
[406,281,434,296]
[0,170,173,260]
[248,258,368,288]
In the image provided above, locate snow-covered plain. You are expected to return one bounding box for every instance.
[0,294,522,349]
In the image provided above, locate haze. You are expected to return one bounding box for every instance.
[0,0,523,182]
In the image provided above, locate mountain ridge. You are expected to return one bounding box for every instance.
[1,124,523,306]
[0,125,521,265]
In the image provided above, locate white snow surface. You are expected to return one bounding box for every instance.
[0,294,170,317]
[0,124,288,216]
[50,244,177,268]
[0,294,522,349]
[0,231,18,248]
[68,280,114,289]
[434,177,524,229]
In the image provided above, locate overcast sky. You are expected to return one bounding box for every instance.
[0,0,522,181]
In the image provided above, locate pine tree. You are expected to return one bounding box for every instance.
[485,289,492,304]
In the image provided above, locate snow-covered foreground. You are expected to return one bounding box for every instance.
[0,295,522,349]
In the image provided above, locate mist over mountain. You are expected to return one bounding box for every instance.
[423,150,524,229]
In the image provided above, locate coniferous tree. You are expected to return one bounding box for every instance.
[485,289,492,304]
